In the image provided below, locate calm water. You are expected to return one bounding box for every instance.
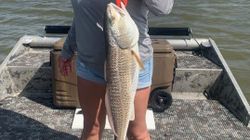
[0,0,250,101]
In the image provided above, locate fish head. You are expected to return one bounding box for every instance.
[106,2,139,49]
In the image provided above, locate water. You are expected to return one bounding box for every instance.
[0,0,250,101]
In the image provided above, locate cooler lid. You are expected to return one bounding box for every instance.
[152,39,173,53]
[53,38,66,51]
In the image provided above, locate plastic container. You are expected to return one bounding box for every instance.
[149,39,176,112]
[151,39,176,90]
[51,38,80,108]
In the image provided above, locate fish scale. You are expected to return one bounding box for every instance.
[106,44,136,137]
[106,50,138,138]
[105,3,140,140]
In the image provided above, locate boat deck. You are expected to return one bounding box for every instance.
[1,36,250,139]
[1,95,250,139]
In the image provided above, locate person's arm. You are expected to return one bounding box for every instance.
[61,18,77,60]
[59,18,77,76]
[144,0,174,16]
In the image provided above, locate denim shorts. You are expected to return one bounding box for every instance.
[76,58,153,89]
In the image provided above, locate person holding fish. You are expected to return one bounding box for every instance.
[59,0,174,140]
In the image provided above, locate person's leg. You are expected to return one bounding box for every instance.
[127,87,151,140]
[127,57,153,140]
[77,77,106,140]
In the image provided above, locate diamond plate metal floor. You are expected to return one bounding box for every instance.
[1,94,250,139]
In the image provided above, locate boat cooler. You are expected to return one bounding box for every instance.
[51,38,80,107]
[151,39,176,91]
[50,38,176,109]
[149,39,176,112]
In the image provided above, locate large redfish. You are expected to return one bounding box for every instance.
[105,2,143,140]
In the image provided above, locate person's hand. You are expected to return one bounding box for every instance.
[58,56,73,76]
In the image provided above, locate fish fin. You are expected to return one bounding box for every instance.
[105,91,118,136]
[131,49,144,69]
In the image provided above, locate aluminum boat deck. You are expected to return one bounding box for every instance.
[0,36,250,139]
[1,95,250,139]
